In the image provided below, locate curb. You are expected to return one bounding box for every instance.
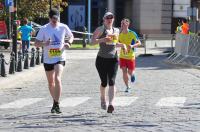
[0,65,44,89]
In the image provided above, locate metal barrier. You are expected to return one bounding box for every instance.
[166,33,200,68]
[140,34,175,56]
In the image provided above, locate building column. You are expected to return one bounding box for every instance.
[107,0,115,13]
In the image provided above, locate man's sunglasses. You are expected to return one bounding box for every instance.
[51,16,59,20]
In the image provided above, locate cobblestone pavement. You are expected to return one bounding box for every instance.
[0,49,200,132]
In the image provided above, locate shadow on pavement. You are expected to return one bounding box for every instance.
[181,102,200,109]
[7,112,103,129]
[121,124,158,128]
[136,54,187,70]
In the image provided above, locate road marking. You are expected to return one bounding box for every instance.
[113,97,138,106]
[58,97,91,107]
[156,97,186,107]
[0,98,44,109]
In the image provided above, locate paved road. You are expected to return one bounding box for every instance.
[0,49,200,132]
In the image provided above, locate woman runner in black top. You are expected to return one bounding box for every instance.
[92,12,127,113]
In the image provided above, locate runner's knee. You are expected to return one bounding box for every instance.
[101,82,107,87]
[55,76,61,84]
[48,82,55,88]
[109,79,115,86]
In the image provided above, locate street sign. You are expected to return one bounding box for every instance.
[5,0,13,7]
[68,5,85,30]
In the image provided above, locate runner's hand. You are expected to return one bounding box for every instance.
[122,44,128,54]
[104,36,112,43]
[127,45,132,52]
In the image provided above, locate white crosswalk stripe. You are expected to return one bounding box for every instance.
[0,98,45,109]
[0,96,188,109]
[47,97,91,107]
[60,97,90,107]
[113,97,138,106]
[156,97,186,107]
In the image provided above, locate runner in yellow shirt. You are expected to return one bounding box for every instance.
[118,18,141,92]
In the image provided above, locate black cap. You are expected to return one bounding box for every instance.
[49,8,59,18]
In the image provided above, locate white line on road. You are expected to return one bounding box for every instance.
[0,98,44,109]
[113,97,138,106]
[156,97,186,107]
[56,97,91,107]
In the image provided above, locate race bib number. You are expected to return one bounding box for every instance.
[48,48,62,58]
[106,34,118,45]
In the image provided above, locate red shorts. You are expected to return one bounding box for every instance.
[119,58,135,71]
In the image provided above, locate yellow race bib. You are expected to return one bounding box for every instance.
[48,48,62,58]
[106,34,118,45]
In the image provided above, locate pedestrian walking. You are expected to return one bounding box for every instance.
[18,18,35,58]
[91,12,126,113]
[35,8,74,114]
[118,18,141,93]
[176,20,182,33]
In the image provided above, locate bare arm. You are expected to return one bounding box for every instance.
[131,40,141,48]
[31,28,35,36]
[68,35,74,44]
[91,28,112,45]
[116,42,126,48]
[64,35,74,48]
[35,39,50,48]
[35,39,44,48]
[116,42,128,54]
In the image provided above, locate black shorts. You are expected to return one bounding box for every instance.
[44,61,65,71]
[95,56,118,87]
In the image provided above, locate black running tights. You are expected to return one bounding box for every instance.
[95,56,118,87]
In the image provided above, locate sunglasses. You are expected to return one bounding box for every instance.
[105,16,114,19]
[51,16,59,20]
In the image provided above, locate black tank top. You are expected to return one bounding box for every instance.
[97,26,118,58]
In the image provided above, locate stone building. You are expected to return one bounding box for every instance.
[61,0,200,34]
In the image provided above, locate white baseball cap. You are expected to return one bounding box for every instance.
[103,12,114,18]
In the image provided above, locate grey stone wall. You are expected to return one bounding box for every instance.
[132,0,172,34]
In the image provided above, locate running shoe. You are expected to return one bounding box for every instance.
[101,102,107,110]
[51,104,56,114]
[54,104,62,114]
[131,74,135,83]
[107,105,114,113]
[51,103,62,114]
[125,87,131,93]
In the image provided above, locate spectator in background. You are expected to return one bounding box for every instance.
[176,20,182,33]
[16,20,22,50]
[18,18,35,58]
[181,19,189,35]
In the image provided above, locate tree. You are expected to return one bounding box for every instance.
[0,0,7,20]
[17,0,68,21]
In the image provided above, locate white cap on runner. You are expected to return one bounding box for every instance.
[103,12,114,18]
